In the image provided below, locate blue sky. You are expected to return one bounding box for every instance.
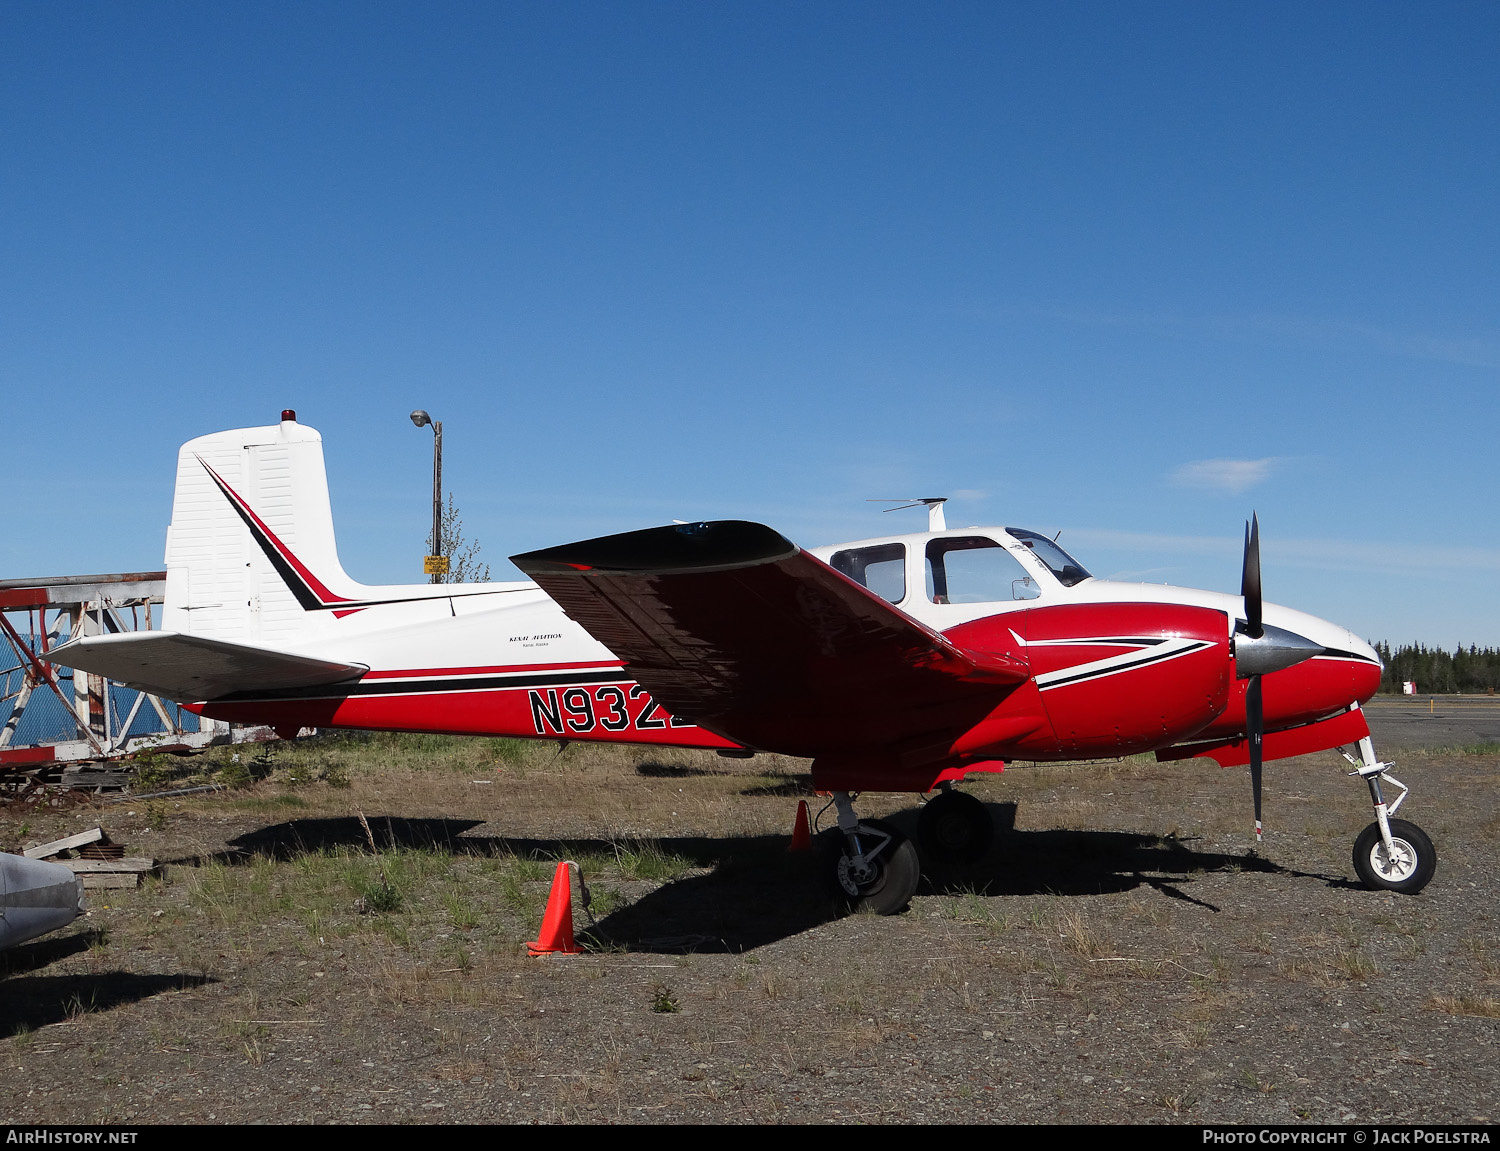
[4,3,1497,646]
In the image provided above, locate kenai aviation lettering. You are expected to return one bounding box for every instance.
[528,684,693,735]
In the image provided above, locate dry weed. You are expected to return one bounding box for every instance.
[1426,994,1500,1019]
[946,888,1010,932]
[1335,949,1379,981]
[1057,910,1108,958]
[1178,1022,1211,1049]
[1125,897,1173,929]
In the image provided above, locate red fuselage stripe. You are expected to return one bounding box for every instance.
[359,661,624,679]
[197,457,352,605]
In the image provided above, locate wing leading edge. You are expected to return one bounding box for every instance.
[512,520,1027,757]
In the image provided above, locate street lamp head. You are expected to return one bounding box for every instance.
[410,409,431,429]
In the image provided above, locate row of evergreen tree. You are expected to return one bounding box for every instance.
[1372,642,1500,694]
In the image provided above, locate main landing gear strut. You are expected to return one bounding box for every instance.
[828,792,921,915]
[1341,733,1436,894]
[917,783,994,864]
[826,784,996,915]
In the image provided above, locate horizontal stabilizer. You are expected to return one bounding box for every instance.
[514,521,1027,756]
[46,632,367,703]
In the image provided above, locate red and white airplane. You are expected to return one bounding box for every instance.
[49,413,1434,912]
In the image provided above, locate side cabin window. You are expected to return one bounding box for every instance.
[926,537,1040,604]
[830,542,907,605]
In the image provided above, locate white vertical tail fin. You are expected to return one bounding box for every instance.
[162,415,362,646]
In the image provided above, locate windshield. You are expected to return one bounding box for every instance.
[1005,528,1092,587]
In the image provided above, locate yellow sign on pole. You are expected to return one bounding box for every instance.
[423,555,450,575]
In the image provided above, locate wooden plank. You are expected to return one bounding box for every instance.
[0,575,166,609]
[59,772,133,791]
[23,827,104,859]
[59,858,155,874]
[79,873,140,889]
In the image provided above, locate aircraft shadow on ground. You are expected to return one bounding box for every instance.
[195,803,1337,954]
[207,818,835,952]
[633,761,723,779]
[214,816,489,861]
[0,928,101,975]
[635,761,816,795]
[738,776,817,797]
[0,962,215,1037]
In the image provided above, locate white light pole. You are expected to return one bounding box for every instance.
[410,410,444,583]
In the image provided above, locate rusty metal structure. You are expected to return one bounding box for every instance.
[0,571,257,783]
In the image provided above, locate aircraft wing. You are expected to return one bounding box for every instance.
[512,521,1027,756]
[45,632,367,703]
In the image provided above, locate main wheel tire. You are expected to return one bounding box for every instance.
[834,818,920,915]
[918,790,994,864]
[1352,819,1436,894]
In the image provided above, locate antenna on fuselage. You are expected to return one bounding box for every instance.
[869,497,948,532]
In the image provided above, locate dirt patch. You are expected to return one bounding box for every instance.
[1,719,1496,1124]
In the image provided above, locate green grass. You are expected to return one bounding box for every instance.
[442,889,481,930]
[1408,741,1500,757]
[505,855,551,882]
[944,886,1009,931]
[611,840,694,882]
[227,794,309,812]
[171,834,700,957]
[498,872,534,916]
[1451,741,1500,756]
[651,984,681,1013]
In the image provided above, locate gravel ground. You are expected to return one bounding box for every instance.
[0,698,1496,1125]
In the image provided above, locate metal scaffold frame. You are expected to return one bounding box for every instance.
[0,572,276,780]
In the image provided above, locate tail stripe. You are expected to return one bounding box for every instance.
[197,455,351,610]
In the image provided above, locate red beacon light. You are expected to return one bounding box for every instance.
[281,409,297,422]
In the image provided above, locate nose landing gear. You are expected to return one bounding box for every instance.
[1342,732,1436,894]
[1352,818,1435,893]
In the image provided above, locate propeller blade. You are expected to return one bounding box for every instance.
[1246,673,1264,842]
[1240,513,1263,640]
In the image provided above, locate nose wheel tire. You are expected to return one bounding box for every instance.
[918,790,994,864]
[1352,819,1436,894]
[833,818,920,915]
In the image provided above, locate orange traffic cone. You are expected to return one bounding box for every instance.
[527,861,583,956]
[788,800,812,852]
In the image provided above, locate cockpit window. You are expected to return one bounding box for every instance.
[830,543,906,605]
[926,537,1040,604]
[1005,528,1092,587]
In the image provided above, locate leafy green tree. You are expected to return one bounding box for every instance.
[426,493,490,583]
[1376,641,1500,693]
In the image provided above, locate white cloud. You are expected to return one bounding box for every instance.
[1170,458,1275,494]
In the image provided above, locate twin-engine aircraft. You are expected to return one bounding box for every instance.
[49,415,1434,912]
